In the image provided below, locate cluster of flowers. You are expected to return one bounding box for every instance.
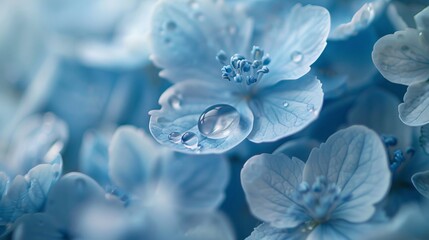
[1,0,429,239]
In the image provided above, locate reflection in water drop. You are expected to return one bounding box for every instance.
[168,132,182,143]
[181,132,199,150]
[291,51,303,63]
[198,104,240,139]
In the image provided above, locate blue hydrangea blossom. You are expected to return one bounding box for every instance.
[241,126,391,239]
[149,0,329,154]
[373,6,429,126]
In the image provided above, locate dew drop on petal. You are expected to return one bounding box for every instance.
[168,95,182,109]
[283,102,289,107]
[181,132,199,150]
[168,132,182,143]
[198,104,240,139]
[291,51,303,63]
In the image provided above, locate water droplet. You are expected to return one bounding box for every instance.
[168,132,182,143]
[168,95,182,109]
[291,51,303,63]
[198,104,240,139]
[283,102,289,107]
[165,21,177,31]
[181,132,199,150]
[307,104,315,112]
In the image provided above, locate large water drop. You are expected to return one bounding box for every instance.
[198,104,240,139]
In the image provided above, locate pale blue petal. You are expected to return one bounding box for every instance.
[108,126,163,196]
[420,124,429,154]
[0,163,61,224]
[399,81,429,126]
[348,88,413,148]
[304,126,391,223]
[330,1,386,40]
[12,213,63,240]
[416,7,429,29]
[79,130,111,187]
[241,153,306,228]
[411,170,429,198]
[372,29,429,86]
[149,0,252,83]
[44,173,106,231]
[248,75,323,142]
[149,81,253,154]
[246,223,307,240]
[261,5,330,87]
[161,153,229,212]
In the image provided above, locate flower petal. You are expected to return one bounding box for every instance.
[149,81,253,154]
[248,75,323,142]
[261,4,330,87]
[399,81,429,126]
[108,126,163,196]
[304,126,391,223]
[161,153,229,212]
[372,28,429,86]
[412,170,429,199]
[246,223,308,240]
[241,153,306,228]
[13,213,63,240]
[149,0,252,83]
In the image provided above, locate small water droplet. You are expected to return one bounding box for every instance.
[198,104,240,139]
[283,102,289,107]
[165,21,177,31]
[168,95,182,109]
[181,132,199,150]
[291,51,303,63]
[168,132,182,143]
[307,104,315,112]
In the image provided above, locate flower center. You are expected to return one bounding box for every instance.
[291,176,352,225]
[216,46,271,86]
[381,135,415,173]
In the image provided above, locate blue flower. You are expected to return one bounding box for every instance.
[148,0,329,154]
[0,114,64,237]
[241,126,391,239]
[373,6,429,126]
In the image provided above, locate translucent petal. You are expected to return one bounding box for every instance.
[261,4,330,87]
[0,163,61,224]
[79,130,111,187]
[149,0,252,83]
[44,173,106,231]
[304,126,391,223]
[246,223,308,240]
[248,75,323,142]
[412,170,429,198]
[372,28,429,86]
[149,81,253,154]
[399,81,429,126]
[108,126,163,196]
[161,153,229,212]
[241,153,305,228]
